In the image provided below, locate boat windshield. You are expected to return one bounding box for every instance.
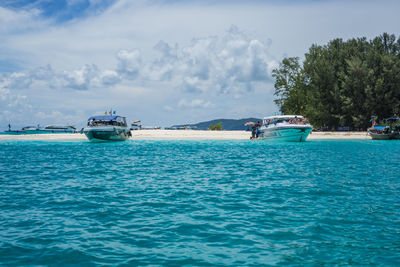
[88,117,127,127]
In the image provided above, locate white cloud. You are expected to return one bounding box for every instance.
[2,72,33,90]
[35,110,78,124]
[0,6,43,34]
[165,25,277,95]
[163,105,173,111]
[99,70,121,86]
[1,24,277,97]
[146,41,178,81]
[61,64,100,90]
[30,64,55,80]
[0,85,32,125]
[178,99,214,109]
[116,49,142,79]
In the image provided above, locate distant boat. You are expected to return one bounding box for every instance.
[22,126,40,132]
[367,116,400,140]
[367,127,396,140]
[1,126,37,135]
[83,115,131,142]
[2,125,76,135]
[257,115,313,142]
[41,125,77,133]
[130,120,142,130]
[141,126,162,130]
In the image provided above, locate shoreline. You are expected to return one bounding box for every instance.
[0,130,371,141]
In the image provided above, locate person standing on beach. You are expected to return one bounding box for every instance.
[255,121,261,138]
[251,125,256,139]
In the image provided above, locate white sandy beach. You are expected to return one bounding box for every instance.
[0,130,371,141]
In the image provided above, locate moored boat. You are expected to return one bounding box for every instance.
[17,126,42,134]
[130,120,142,130]
[0,126,41,134]
[368,116,400,140]
[367,126,396,140]
[257,115,313,142]
[41,125,76,133]
[2,125,77,135]
[83,115,131,142]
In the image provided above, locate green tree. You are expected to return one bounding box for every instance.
[209,122,222,130]
[272,57,307,115]
[272,33,400,130]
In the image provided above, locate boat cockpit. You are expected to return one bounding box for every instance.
[87,116,127,127]
[262,116,307,127]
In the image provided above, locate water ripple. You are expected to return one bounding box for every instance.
[0,140,399,265]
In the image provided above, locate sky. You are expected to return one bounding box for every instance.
[1,0,399,128]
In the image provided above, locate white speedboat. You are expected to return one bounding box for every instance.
[83,115,131,142]
[41,125,77,133]
[130,120,142,130]
[2,125,76,135]
[258,115,312,142]
[2,126,41,135]
[21,126,42,134]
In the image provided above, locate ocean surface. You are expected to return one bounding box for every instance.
[0,139,399,266]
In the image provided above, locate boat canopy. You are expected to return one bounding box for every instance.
[21,126,38,130]
[263,115,304,120]
[385,116,400,122]
[87,115,127,127]
[88,115,122,121]
[45,125,76,130]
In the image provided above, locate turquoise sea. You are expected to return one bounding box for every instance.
[0,139,399,265]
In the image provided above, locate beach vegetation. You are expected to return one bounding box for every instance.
[273,33,400,130]
[209,122,223,130]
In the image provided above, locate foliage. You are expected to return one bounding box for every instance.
[209,122,223,130]
[273,33,400,129]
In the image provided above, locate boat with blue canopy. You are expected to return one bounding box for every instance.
[367,115,400,140]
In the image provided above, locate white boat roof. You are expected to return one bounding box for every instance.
[263,115,304,120]
[45,125,75,128]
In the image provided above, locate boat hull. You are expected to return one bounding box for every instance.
[83,126,130,142]
[367,130,399,140]
[258,126,312,142]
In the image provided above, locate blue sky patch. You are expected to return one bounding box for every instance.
[0,0,116,23]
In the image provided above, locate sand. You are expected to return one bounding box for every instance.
[0,130,371,141]
[308,131,370,140]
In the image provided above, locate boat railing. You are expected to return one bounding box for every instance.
[264,118,310,128]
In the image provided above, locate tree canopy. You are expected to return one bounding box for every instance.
[209,122,223,131]
[273,33,400,130]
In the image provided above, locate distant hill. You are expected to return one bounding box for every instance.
[172,118,262,131]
